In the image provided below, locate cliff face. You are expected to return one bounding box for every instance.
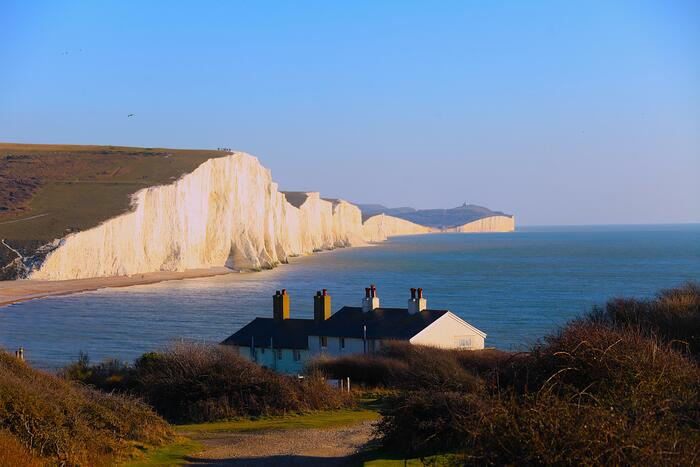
[444,215,515,233]
[26,153,515,281]
[30,154,365,280]
[362,214,437,243]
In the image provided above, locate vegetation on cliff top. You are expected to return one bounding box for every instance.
[0,143,228,242]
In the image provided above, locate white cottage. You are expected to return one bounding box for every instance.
[221,286,486,374]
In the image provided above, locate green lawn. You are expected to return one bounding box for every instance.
[362,452,460,466]
[121,439,202,467]
[177,407,380,433]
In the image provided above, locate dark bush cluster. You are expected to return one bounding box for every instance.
[64,342,353,423]
[307,342,510,392]
[0,350,172,466]
[591,282,700,358]
[317,283,700,465]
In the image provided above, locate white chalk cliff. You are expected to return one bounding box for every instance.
[362,214,437,243]
[445,215,515,233]
[31,153,367,280]
[29,153,514,281]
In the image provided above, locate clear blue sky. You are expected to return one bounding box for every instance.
[2,1,698,225]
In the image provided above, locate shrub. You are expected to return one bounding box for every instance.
[64,343,353,423]
[376,390,487,455]
[373,285,700,464]
[377,326,700,464]
[591,282,700,358]
[0,350,171,466]
[308,341,485,392]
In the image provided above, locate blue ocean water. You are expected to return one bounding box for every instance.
[1,225,699,369]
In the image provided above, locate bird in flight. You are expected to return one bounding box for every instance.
[128,114,135,117]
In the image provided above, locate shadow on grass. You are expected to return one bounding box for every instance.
[186,454,357,466]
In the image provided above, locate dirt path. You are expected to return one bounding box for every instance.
[183,420,375,466]
[0,213,50,225]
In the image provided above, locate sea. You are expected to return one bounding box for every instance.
[1,224,699,370]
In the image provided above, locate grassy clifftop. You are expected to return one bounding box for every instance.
[0,143,228,242]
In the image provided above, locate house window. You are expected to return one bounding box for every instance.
[320,336,328,348]
[277,349,283,360]
[456,336,472,349]
[261,347,265,354]
[250,347,257,362]
[340,337,345,350]
[293,349,301,361]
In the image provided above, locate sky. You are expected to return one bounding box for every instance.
[1,1,698,225]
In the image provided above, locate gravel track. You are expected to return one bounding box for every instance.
[183,419,375,466]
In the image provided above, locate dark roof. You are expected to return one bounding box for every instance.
[221,318,318,350]
[221,307,449,349]
[314,307,449,339]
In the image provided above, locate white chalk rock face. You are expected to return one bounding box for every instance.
[30,153,366,280]
[362,214,437,243]
[445,215,515,233]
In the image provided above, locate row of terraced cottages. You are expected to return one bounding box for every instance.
[221,285,486,374]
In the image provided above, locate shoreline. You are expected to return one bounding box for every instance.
[0,267,235,308]
[0,238,386,308]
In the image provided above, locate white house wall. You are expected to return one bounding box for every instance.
[234,345,308,374]
[308,335,366,357]
[409,313,485,349]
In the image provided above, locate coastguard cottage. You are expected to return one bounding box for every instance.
[221,285,486,374]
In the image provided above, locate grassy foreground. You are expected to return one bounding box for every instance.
[177,407,380,433]
[122,408,380,466]
[0,350,172,466]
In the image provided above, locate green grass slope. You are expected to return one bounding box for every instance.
[0,143,228,243]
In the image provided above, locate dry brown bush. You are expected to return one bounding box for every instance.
[373,285,700,465]
[0,429,43,467]
[377,323,700,465]
[0,350,172,466]
[64,342,354,423]
[593,282,700,358]
[307,341,486,391]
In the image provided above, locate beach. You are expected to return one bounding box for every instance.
[0,267,234,307]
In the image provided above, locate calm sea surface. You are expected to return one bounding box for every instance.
[1,225,699,369]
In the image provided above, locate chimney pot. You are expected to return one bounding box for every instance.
[273,289,290,320]
[410,288,416,299]
[362,284,380,311]
[418,288,423,299]
[314,289,331,321]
